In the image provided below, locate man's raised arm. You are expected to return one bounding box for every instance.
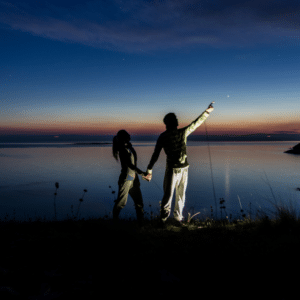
[185,103,214,137]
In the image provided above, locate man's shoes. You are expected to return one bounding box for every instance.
[174,219,187,228]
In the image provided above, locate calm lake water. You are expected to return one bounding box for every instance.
[0,141,299,222]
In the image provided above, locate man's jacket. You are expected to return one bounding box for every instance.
[147,111,210,170]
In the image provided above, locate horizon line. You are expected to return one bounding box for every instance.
[0,133,300,143]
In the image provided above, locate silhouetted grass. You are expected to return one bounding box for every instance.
[1,201,300,298]
[0,210,300,299]
[1,183,300,298]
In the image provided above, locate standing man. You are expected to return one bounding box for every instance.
[143,103,214,227]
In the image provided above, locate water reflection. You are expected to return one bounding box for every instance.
[0,141,299,221]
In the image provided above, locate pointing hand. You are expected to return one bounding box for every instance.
[206,102,214,113]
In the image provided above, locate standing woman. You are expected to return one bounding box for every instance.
[112,130,146,226]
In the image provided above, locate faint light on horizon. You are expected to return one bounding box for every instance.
[54,136,60,138]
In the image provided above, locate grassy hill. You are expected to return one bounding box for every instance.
[0,209,299,299]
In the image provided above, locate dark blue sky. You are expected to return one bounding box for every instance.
[1,0,299,140]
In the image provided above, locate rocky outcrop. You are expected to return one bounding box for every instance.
[285,143,300,154]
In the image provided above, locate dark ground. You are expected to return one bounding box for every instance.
[0,217,299,299]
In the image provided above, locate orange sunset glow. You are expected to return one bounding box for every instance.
[1,116,298,137]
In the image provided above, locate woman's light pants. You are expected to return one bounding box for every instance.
[113,176,144,225]
[161,166,188,222]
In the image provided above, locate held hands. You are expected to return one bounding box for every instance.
[142,171,152,182]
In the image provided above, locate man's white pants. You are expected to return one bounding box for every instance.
[161,166,188,222]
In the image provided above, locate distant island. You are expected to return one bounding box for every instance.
[284,143,300,154]
[73,142,112,145]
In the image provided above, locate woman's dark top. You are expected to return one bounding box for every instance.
[118,143,143,182]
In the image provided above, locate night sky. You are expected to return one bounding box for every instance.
[1,0,299,141]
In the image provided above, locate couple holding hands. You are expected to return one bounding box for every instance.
[112,103,214,227]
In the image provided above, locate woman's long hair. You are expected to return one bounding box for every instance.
[112,130,130,161]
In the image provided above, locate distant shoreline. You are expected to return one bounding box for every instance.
[1,133,300,144]
[0,142,112,148]
[0,140,299,149]
[73,142,112,145]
